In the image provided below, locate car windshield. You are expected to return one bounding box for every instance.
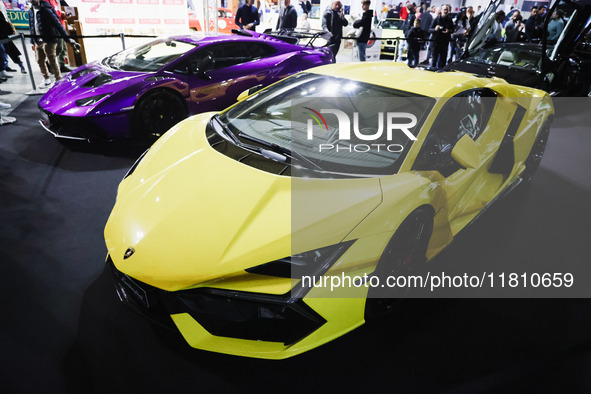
[379,19,403,29]
[105,39,197,72]
[218,73,435,176]
[466,45,545,70]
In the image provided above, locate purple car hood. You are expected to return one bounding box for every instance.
[39,62,147,117]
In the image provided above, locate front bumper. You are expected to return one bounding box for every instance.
[109,257,365,359]
[380,35,410,56]
[38,105,131,142]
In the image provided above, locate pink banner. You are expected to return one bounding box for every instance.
[113,18,136,24]
[85,17,110,23]
[139,18,161,24]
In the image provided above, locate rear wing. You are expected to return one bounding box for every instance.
[232,29,333,48]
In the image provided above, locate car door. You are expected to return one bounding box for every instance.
[465,0,503,56]
[411,88,517,234]
[543,0,591,94]
[173,41,277,114]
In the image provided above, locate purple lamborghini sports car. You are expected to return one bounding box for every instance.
[38,31,333,142]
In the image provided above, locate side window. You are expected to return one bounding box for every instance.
[171,55,193,75]
[207,42,252,69]
[574,30,591,54]
[173,43,254,74]
[412,89,496,177]
[171,60,190,75]
[246,42,277,59]
[171,49,214,74]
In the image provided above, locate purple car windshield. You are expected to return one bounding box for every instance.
[104,38,197,72]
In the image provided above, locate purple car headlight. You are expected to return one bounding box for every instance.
[75,93,111,107]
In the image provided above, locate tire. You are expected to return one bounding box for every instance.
[521,124,550,183]
[134,90,188,141]
[365,207,433,320]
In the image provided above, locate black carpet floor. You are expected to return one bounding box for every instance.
[2,97,591,393]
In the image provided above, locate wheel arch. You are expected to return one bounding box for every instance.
[363,204,435,320]
[375,204,435,263]
[134,86,189,114]
[130,87,190,139]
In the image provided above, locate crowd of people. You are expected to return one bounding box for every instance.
[338,1,567,68]
[0,0,26,111]
[505,6,565,44]
[358,2,482,68]
[0,0,80,116]
[235,0,566,70]
[0,0,78,85]
[315,1,481,67]
[0,0,569,113]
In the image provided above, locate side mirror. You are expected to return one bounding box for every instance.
[236,84,264,101]
[451,134,480,169]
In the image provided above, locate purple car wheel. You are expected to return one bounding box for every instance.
[134,90,188,140]
[365,207,433,319]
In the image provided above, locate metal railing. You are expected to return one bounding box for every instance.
[2,30,462,94]
[2,32,158,93]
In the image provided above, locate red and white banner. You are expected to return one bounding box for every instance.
[77,0,188,35]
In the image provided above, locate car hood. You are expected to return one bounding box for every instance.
[379,28,404,39]
[39,62,148,117]
[104,113,382,291]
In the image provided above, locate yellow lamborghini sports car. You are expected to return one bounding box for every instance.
[104,63,553,359]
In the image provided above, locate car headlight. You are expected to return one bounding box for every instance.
[75,93,111,107]
[246,240,355,279]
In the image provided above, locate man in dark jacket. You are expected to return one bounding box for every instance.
[429,4,454,68]
[525,6,540,42]
[276,0,298,30]
[322,0,349,59]
[29,0,78,87]
[235,0,260,31]
[401,3,416,33]
[419,5,433,42]
[466,6,480,40]
[386,4,398,19]
[398,3,415,61]
[353,0,373,61]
